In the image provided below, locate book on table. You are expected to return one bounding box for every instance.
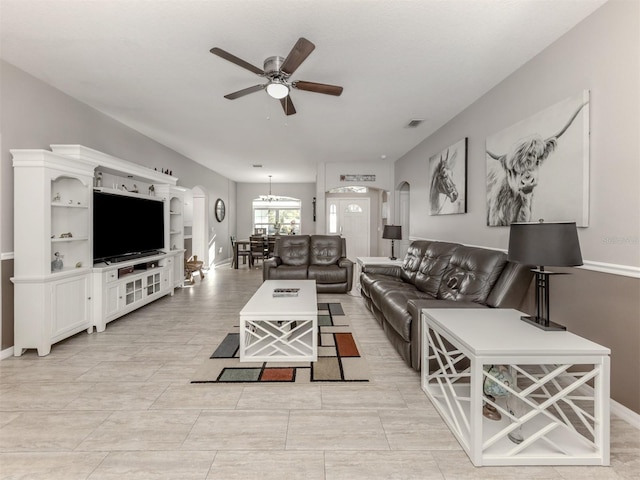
[273,288,300,297]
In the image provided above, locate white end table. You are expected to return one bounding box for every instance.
[350,256,403,295]
[239,280,318,362]
[422,308,610,466]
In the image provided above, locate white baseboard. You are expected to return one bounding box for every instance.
[1,346,14,359]
[611,399,640,429]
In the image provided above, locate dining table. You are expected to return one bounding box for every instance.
[233,236,277,269]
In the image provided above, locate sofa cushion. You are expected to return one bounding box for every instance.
[360,272,403,297]
[308,264,348,284]
[437,246,507,303]
[309,235,342,265]
[414,241,460,296]
[369,278,421,312]
[276,235,310,266]
[266,265,308,280]
[399,241,431,284]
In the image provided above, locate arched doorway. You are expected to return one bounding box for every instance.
[325,186,374,261]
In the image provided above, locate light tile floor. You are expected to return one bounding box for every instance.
[0,266,638,479]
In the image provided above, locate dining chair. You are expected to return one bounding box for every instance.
[249,235,267,267]
[266,236,277,258]
[231,235,251,268]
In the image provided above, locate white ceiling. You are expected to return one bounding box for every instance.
[0,0,607,183]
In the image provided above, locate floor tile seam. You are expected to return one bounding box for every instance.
[145,382,175,411]
[178,408,207,451]
[68,410,117,453]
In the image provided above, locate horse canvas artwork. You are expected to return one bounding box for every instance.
[486,91,590,227]
[428,138,467,215]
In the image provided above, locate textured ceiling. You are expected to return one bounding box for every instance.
[0,0,607,183]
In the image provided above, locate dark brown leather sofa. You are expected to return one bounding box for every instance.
[360,240,533,370]
[263,235,354,293]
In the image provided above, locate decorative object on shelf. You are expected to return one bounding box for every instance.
[429,137,467,215]
[382,225,402,260]
[51,252,63,272]
[53,193,61,202]
[486,90,590,227]
[149,184,155,195]
[483,364,514,398]
[215,198,225,222]
[94,172,102,188]
[75,262,82,268]
[482,395,501,421]
[507,220,583,331]
[130,184,139,193]
[60,232,73,238]
[506,388,525,444]
[259,175,281,202]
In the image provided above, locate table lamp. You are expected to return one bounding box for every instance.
[383,225,402,260]
[507,221,583,331]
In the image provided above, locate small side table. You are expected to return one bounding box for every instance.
[350,256,403,296]
[422,308,610,466]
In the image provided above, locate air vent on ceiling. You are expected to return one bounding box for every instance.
[405,119,425,128]
[253,164,263,168]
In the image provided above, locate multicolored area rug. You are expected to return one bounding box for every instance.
[191,303,369,383]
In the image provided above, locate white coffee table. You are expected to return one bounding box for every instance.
[422,308,610,466]
[239,280,318,362]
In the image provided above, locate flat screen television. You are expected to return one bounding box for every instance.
[93,190,165,263]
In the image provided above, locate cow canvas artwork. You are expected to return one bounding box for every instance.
[429,138,467,215]
[486,91,590,227]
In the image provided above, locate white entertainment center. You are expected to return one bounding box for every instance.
[11,145,187,356]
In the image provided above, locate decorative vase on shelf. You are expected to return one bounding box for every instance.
[51,252,63,272]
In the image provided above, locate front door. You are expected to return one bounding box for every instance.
[326,197,370,261]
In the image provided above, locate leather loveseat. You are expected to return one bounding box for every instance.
[263,235,354,293]
[360,240,533,370]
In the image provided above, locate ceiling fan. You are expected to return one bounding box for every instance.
[210,37,343,116]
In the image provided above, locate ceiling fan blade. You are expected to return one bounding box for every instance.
[293,80,343,96]
[280,96,297,116]
[280,37,316,75]
[210,47,264,75]
[224,84,265,100]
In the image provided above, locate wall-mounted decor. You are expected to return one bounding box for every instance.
[215,198,226,222]
[486,91,590,227]
[340,174,376,182]
[428,138,467,215]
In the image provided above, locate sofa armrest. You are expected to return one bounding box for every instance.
[486,262,534,309]
[262,256,282,281]
[362,264,402,277]
[338,257,354,291]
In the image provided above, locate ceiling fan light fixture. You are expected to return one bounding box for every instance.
[266,81,290,99]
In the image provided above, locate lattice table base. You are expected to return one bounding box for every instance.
[240,318,317,362]
[421,309,610,466]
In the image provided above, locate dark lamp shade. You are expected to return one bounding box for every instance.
[383,225,402,240]
[508,222,583,267]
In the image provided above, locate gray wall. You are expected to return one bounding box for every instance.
[395,0,640,413]
[0,60,236,256]
[0,60,237,349]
